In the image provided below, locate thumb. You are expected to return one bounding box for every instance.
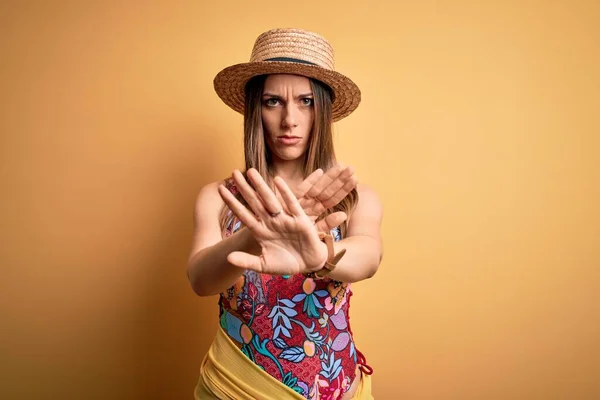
[227,251,264,272]
[315,211,347,232]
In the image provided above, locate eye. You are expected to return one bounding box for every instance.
[264,98,281,107]
[301,98,314,106]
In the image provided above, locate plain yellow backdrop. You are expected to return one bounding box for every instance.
[1,1,598,399]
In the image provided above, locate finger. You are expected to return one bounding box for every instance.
[274,176,304,216]
[306,163,344,198]
[273,185,293,215]
[317,166,355,201]
[315,211,347,232]
[231,170,267,217]
[321,175,358,209]
[247,168,283,215]
[295,169,324,198]
[300,197,325,218]
[227,251,264,272]
[305,164,344,198]
[218,184,260,230]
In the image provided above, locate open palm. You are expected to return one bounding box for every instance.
[218,169,329,276]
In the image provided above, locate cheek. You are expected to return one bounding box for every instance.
[261,110,279,134]
[302,110,315,134]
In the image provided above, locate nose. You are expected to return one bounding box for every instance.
[282,103,298,129]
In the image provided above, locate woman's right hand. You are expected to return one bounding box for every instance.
[218,169,335,276]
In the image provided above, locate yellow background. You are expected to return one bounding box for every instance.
[1,1,598,399]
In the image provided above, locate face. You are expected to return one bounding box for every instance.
[261,74,315,162]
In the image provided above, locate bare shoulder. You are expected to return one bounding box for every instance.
[347,183,383,235]
[194,179,228,220]
[195,180,224,204]
[356,183,381,199]
[190,179,230,254]
[354,183,383,214]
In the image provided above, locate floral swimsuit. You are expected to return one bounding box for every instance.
[217,179,372,400]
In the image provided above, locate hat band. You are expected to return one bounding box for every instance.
[265,57,318,66]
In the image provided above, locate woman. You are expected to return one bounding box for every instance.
[188,28,383,400]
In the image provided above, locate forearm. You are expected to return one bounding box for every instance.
[326,235,382,283]
[187,227,260,296]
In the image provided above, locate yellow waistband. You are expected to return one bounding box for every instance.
[195,325,373,399]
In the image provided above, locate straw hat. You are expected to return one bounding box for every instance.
[213,28,361,122]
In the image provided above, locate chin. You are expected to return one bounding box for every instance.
[274,149,306,161]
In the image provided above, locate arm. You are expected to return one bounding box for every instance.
[325,183,384,283]
[186,181,261,297]
[187,167,360,296]
[186,172,353,296]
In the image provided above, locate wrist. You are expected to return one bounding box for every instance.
[315,241,329,270]
[305,232,346,280]
[238,227,261,256]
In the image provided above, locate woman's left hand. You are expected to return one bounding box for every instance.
[294,164,357,223]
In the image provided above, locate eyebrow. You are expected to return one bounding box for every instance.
[262,92,314,98]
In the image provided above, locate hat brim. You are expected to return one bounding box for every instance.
[213,61,361,122]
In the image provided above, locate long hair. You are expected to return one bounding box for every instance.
[219,74,358,237]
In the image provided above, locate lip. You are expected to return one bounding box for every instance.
[277,136,302,146]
